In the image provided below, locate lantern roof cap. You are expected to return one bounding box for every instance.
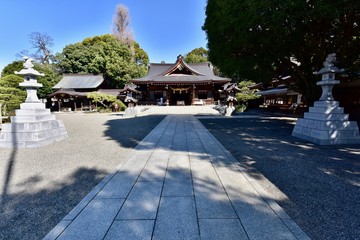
[14,57,45,77]
[314,53,344,75]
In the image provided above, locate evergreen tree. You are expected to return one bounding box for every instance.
[203,0,360,104]
[184,47,208,63]
[0,74,26,115]
[58,34,149,88]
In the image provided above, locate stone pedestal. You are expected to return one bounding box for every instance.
[125,107,138,116]
[292,100,360,145]
[0,57,67,148]
[0,102,68,148]
[292,53,360,145]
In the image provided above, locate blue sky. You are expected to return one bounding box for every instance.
[0,0,208,73]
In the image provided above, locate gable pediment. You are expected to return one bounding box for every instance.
[163,56,202,77]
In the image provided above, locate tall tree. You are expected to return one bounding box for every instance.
[1,61,23,77]
[58,34,149,88]
[184,47,209,63]
[28,32,54,64]
[203,0,360,104]
[113,4,134,51]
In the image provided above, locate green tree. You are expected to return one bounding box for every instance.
[235,80,260,112]
[134,42,149,66]
[59,34,149,88]
[0,74,24,88]
[0,74,26,115]
[0,59,61,112]
[87,92,117,110]
[203,0,360,104]
[34,63,62,99]
[1,61,23,77]
[184,47,208,63]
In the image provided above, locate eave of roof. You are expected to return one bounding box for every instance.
[48,89,87,97]
[256,88,300,96]
[132,75,230,84]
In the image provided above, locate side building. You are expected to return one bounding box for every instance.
[48,74,120,111]
[131,55,230,106]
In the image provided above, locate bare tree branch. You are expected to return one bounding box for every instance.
[28,32,54,64]
[112,4,134,49]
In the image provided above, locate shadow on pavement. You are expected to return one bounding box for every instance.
[103,115,166,148]
[0,114,166,239]
[200,117,360,239]
[0,167,107,239]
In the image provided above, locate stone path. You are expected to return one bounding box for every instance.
[44,115,309,240]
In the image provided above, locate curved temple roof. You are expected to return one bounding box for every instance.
[132,56,230,84]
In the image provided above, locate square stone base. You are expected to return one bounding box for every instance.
[292,100,360,145]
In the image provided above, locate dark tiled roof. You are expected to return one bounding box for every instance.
[119,84,141,94]
[132,57,230,84]
[53,74,104,89]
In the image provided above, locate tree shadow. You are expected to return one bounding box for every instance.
[48,154,295,239]
[103,115,166,148]
[200,117,360,239]
[0,167,108,239]
[0,114,166,240]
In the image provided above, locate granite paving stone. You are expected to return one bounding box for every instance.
[149,151,171,162]
[104,220,154,240]
[199,219,249,240]
[153,197,199,240]
[195,194,237,219]
[75,198,125,221]
[229,194,297,240]
[57,220,112,240]
[190,160,218,180]
[117,182,162,220]
[162,178,193,196]
[96,171,138,198]
[138,160,168,182]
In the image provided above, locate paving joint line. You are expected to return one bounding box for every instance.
[192,116,251,240]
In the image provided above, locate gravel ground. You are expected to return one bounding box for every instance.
[199,116,360,240]
[1,110,359,240]
[0,112,164,240]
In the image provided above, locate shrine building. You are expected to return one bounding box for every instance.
[131,55,230,106]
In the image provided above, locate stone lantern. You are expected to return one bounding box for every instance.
[314,53,342,101]
[15,57,44,104]
[292,53,360,145]
[0,57,68,148]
